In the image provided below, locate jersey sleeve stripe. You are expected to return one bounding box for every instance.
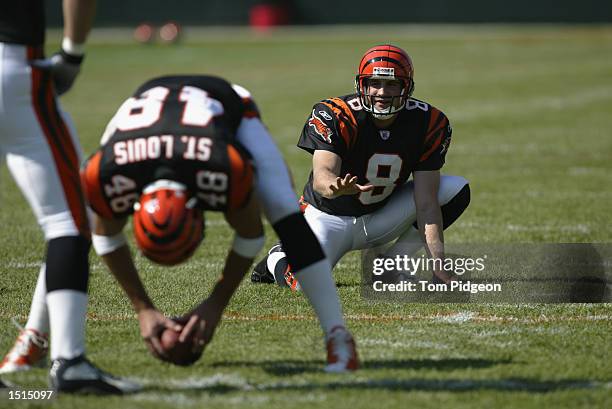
[424,108,447,144]
[80,151,114,219]
[227,144,254,210]
[419,133,444,162]
[321,98,358,148]
[328,98,358,132]
[320,101,351,147]
[29,51,90,237]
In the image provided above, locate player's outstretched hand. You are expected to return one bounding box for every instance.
[138,307,183,361]
[329,173,374,197]
[30,50,83,96]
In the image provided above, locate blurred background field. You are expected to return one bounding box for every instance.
[0,19,611,409]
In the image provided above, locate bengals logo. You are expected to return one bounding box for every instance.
[308,110,333,143]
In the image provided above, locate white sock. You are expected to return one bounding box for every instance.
[25,264,50,334]
[46,290,87,360]
[294,259,345,334]
[385,226,423,257]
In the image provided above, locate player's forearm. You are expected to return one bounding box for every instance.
[416,205,445,260]
[313,171,338,198]
[207,251,253,309]
[312,150,343,198]
[102,245,155,312]
[63,0,96,44]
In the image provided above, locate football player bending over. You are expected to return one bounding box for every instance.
[80,75,354,370]
[252,44,471,289]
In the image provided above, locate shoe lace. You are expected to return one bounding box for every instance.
[11,317,49,351]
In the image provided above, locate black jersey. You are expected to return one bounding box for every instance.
[0,1,45,45]
[81,75,258,219]
[298,94,452,217]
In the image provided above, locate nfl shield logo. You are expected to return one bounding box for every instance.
[379,130,391,140]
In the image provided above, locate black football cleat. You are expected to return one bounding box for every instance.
[49,355,141,395]
[251,254,275,284]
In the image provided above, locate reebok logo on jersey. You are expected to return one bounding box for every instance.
[319,110,333,121]
[308,110,333,143]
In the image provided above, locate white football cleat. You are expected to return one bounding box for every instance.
[0,323,48,374]
[325,326,359,373]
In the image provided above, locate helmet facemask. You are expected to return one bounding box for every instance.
[355,74,413,120]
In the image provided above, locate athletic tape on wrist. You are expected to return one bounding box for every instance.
[92,232,127,256]
[231,235,265,259]
[61,37,85,56]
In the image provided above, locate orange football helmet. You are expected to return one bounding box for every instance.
[133,180,203,266]
[355,44,415,119]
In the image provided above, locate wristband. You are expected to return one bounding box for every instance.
[231,235,265,259]
[92,232,127,256]
[61,37,85,56]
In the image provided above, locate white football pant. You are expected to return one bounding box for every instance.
[0,43,87,240]
[304,175,470,267]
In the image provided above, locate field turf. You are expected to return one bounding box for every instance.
[0,25,611,408]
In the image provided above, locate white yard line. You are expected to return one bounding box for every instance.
[435,312,477,323]
[2,311,611,323]
[506,223,591,234]
[127,375,612,402]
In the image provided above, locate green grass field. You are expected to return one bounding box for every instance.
[1,25,611,408]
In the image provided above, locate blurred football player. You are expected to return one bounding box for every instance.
[77,75,357,371]
[0,0,140,394]
[251,44,471,288]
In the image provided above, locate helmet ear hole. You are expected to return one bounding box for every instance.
[133,180,204,266]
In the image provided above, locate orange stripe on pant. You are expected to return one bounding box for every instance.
[28,46,90,237]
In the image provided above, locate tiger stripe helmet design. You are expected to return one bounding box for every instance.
[355,44,415,119]
[133,180,204,266]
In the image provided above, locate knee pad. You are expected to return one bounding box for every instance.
[412,182,471,231]
[441,183,470,229]
[272,213,325,271]
[439,175,469,204]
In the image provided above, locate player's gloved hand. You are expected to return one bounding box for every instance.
[31,49,84,96]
